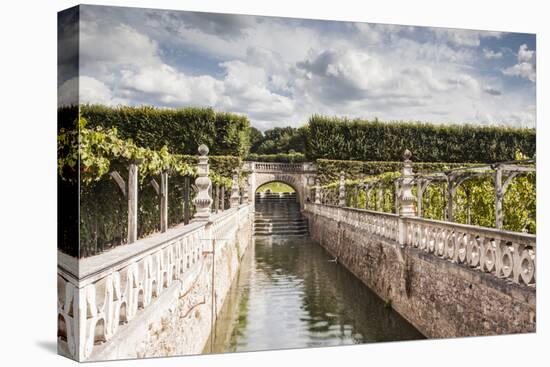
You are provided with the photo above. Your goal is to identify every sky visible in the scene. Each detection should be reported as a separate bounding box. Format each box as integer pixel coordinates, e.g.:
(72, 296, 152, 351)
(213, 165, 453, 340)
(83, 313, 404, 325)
(58, 5, 536, 130)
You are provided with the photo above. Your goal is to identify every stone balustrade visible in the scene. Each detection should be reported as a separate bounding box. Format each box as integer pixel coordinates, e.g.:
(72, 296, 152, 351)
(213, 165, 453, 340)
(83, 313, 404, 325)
(247, 161, 314, 173)
(57, 204, 251, 361)
(404, 216, 536, 286)
(305, 203, 399, 242)
(304, 202, 536, 287)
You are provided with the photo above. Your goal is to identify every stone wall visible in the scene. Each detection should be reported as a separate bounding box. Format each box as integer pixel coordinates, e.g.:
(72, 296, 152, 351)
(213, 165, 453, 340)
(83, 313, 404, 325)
(58, 204, 253, 362)
(305, 205, 536, 338)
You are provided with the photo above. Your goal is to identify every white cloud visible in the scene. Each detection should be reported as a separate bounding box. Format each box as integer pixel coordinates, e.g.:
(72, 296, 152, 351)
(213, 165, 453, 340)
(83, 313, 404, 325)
(483, 48, 503, 59)
(502, 44, 536, 82)
(72, 7, 535, 129)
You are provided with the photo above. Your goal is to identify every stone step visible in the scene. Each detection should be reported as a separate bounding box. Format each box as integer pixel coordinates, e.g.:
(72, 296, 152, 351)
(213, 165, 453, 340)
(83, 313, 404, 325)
(254, 223, 308, 230)
(254, 228, 309, 236)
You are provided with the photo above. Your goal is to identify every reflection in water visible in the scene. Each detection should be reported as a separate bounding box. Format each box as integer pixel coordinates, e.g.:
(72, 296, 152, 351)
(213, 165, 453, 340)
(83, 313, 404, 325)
(204, 236, 424, 354)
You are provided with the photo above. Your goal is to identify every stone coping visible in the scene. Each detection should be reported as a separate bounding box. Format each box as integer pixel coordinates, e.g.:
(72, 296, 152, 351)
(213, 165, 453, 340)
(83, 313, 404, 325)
(305, 202, 535, 242)
(58, 207, 243, 285)
(404, 215, 536, 242)
(305, 202, 399, 217)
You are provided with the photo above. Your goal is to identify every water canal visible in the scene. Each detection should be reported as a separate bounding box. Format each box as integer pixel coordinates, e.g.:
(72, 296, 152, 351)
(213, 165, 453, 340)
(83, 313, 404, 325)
(203, 192, 424, 354)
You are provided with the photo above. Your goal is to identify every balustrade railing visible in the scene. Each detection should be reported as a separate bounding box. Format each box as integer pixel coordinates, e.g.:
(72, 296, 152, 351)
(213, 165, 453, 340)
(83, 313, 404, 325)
(403, 217, 535, 286)
(57, 204, 251, 361)
(306, 150, 536, 287)
(305, 203, 399, 242)
(250, 162, 307, 173)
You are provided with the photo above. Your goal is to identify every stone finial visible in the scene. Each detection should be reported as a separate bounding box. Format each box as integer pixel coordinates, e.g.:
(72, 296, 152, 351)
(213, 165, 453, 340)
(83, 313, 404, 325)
(230, 170, 240, 208)
(314, 178, 321, 204)
(399, 149, 416, 216)
(193, 144, 212, 221)
(338, 171, 346, 207)
(403, 149, 412, 162)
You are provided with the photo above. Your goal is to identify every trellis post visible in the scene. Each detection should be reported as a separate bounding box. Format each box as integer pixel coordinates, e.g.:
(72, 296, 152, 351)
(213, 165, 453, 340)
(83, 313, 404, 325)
(192, 144, 212, 221)
(378, 185, 384, 211)
(230, 170, 240, 208)
(338, 171, 346, 207)
(446, 175, 456, 222)
(416, 180, 423, 217)
(183, 176, 190, 224)
(214, 184, 220, 213)
(398, 150, 416, 247)
(495, 165, 503, 229)
(160, 169, 169, 232)
(127, 162, 139, 244)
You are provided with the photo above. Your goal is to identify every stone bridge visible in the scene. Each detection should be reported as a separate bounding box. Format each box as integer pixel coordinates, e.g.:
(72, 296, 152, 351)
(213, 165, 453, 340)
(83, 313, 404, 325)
(243, 161, 317, 210)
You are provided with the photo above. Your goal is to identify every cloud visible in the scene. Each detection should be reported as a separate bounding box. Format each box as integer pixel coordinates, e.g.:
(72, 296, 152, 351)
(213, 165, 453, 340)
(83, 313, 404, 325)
(71, 6, 535, 129)
(484, 86, 502, 96)
(483, 48, 503, 59)
(433, 29, 501, 47)
(502, 44, 536, 82)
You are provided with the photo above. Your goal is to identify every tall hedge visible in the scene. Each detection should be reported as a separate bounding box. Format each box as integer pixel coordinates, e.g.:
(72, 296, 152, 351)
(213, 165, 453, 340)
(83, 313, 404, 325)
(77, 105, 251, 157)
(303, 115, 536, 163)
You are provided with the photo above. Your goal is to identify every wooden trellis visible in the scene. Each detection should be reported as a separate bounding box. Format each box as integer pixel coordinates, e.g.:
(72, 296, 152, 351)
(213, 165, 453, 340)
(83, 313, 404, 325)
(313, 157, 535, 231)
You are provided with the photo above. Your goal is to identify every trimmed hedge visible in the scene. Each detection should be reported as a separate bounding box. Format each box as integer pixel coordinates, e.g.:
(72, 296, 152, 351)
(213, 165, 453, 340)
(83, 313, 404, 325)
(303, 115, 535, 163)
(77, 105, 251, 157)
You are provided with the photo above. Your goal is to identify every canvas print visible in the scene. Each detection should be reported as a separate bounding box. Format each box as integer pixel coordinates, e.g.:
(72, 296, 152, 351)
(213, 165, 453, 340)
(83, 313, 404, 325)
(57, 4, 536, 362)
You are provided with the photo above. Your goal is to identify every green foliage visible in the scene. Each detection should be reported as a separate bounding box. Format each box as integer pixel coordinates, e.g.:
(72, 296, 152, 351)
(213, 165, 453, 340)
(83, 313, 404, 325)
(303, 115, 535, 163)
(58, 115, 245, 257)
(74, 104, 251, 157)
(315, 159, 471, 185)
(251, 126, 306, 154)
(257, 182, 295, 193)
(246, 152, 307, 163)
(319, 169, 535, 233)
(57, 117, 195, 184)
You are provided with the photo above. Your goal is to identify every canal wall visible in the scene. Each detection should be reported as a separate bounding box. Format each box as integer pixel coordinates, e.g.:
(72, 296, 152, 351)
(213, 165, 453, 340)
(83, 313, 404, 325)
(304, 203, 536, 339)
(57, 204, 253, 361)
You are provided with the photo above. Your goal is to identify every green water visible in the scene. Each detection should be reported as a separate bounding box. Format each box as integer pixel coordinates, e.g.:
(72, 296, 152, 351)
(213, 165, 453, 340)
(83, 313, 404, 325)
(204, 235, 424, 354)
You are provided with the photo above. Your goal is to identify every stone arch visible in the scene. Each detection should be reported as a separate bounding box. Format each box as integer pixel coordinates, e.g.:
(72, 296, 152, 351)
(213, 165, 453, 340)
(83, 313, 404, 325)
(252, 173, 308, 209)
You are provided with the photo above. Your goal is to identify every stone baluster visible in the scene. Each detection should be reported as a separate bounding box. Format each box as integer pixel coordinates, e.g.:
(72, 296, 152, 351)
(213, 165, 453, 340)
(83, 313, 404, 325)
(314, 179, 321, 204)
(192, 144, 212, 221)
(398, 149, 417, 247)
(338, 171, 346, 207)
(230, 170, 240, 208)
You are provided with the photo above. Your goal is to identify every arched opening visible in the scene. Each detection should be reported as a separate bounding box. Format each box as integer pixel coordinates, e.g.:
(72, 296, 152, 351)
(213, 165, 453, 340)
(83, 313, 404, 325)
(256, 182, 295, 194)
(253, 180, 307, 237)
(255, 180, 299, 204)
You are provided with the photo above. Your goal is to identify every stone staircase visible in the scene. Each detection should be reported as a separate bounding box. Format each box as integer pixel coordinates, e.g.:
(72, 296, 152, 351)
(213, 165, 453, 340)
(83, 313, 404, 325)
(254, 192, 308, 236)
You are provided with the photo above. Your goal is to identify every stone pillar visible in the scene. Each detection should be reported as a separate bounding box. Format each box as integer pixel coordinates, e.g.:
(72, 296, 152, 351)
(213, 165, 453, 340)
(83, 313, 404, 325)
(399, 150, 416, 216)
(398, 149, 416, 247)
(314, 179, 321, 204)
(338, 171, 346, 207)
(192, 144, 212, 221)
(230, 170, 240, 208)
